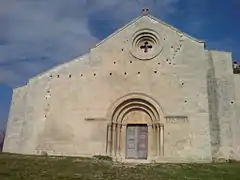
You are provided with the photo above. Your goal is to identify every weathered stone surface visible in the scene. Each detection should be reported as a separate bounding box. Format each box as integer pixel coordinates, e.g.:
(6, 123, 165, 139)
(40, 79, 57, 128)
(3, 14, 240, 163)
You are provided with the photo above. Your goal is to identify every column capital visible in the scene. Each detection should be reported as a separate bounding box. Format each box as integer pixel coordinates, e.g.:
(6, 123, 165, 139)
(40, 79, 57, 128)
(111, 122, 122, 126)
(160, 123, 164, 127)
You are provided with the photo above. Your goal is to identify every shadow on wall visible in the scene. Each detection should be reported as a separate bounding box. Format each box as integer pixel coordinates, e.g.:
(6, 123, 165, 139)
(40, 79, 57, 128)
(0, 131, 5, 152)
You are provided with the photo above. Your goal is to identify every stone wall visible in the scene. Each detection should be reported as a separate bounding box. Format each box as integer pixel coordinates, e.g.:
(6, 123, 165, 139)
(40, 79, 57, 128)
(164, 116, 192, 159)
(207, 52, 220, 159)
(4, 15, 212, 162)
(209, 51, 237, 160)
(233, 75, 240, 159)
(90, 16, 212, 161)
(3, 86, 27, 153)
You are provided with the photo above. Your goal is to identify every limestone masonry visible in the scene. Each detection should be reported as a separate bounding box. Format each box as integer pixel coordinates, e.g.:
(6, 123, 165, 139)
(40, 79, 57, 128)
(3, 13, 240, 163)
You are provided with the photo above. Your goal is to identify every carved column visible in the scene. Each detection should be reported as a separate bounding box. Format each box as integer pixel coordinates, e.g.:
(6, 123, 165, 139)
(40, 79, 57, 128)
(115, 123, 120, 157)
(113, 123, 118, 157)
(111, 123, 116, 156)
(156, 124, 160, 156)
(148, 124, 153, 158)
(152, 124, 158, 157)
(106, 124, 109, 154)
(152, 124, 157, 156)
(107, 123, 112, 155)
(121, 125, 127, 158)
(160, 123, 164, 156)
(118, 124, 122, 157)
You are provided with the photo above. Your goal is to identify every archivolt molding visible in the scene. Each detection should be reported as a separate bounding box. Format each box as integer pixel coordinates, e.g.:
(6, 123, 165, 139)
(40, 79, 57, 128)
(106, 93, 165, 125)
(117, 106, 155, 124)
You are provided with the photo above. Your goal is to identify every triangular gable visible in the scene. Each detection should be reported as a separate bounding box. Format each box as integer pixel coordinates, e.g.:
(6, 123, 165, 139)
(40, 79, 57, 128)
(95, 14, 204, 48)
(27, 14, 206, 85)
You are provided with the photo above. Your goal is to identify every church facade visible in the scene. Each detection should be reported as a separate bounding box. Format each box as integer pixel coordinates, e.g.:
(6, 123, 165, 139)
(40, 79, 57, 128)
(3, 13, 240, 163)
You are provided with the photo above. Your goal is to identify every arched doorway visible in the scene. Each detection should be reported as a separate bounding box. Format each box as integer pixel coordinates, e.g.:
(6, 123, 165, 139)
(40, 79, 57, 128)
(106, 93, 165, 160)
(125, 110, 150, 159)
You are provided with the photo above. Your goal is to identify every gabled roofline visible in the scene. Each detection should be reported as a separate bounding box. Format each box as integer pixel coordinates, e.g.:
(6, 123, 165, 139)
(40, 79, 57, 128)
(147, 15, 205, 43)
(95, 15, 143, 48)
(94, 14, 205, 48)
(26, 14, 206, 86)
(28, 53, 89, 83)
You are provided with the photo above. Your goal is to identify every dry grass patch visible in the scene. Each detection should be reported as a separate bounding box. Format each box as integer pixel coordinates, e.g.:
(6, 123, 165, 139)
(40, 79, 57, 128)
(0, 153, 240, 180)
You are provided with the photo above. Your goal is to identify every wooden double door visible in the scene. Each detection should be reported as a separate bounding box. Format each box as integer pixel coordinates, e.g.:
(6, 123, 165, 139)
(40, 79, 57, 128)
(126, 124, 148, 159)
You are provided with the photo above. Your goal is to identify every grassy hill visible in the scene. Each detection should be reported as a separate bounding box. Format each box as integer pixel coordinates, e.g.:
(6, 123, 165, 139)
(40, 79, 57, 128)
(0, 153, 240, 180)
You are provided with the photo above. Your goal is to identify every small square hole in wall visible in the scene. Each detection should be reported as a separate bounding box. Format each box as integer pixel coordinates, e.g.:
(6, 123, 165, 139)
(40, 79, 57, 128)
(154, 70, 157, 74)
(231, 101, 234, 104)
(49, 75, 53, 78)
(124, 72, 127, 75)
(113, 61, 116, 64)
(130, 61, 133, 63)
(57, 75, 60, 78)
(138, 72, 140, 75)
(93, 73, 96, 77)
(109, 73, 112, 76)
(80, 74, 83, 77)
(158, 62, 161, 65)
(69, 74, 72, 78)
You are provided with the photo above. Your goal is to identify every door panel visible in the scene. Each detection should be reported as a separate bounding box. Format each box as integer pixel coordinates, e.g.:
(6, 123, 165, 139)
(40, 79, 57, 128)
(137, 125, 148, 159)
(126, 126, 138, 159)
(126, 125, 148, 159)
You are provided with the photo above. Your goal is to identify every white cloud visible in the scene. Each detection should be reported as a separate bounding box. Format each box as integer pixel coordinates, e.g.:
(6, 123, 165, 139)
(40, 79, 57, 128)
(0, 0, 179, 87)
(0, 0, 97, 87)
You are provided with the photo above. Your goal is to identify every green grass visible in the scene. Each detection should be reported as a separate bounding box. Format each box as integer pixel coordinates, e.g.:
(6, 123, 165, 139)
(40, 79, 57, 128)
(0, 153, 240, 180)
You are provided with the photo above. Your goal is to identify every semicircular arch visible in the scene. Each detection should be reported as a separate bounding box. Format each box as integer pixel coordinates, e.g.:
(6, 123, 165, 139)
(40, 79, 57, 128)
(117, 106, 156, 124)
(106, 93, 165, 124)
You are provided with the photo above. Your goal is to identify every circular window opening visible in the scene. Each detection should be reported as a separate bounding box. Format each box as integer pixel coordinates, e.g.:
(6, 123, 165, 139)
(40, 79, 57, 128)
(129, 29, 163, 60)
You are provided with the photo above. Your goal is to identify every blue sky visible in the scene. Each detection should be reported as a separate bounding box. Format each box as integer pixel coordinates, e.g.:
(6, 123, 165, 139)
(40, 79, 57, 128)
(0, 0, 239, 130)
